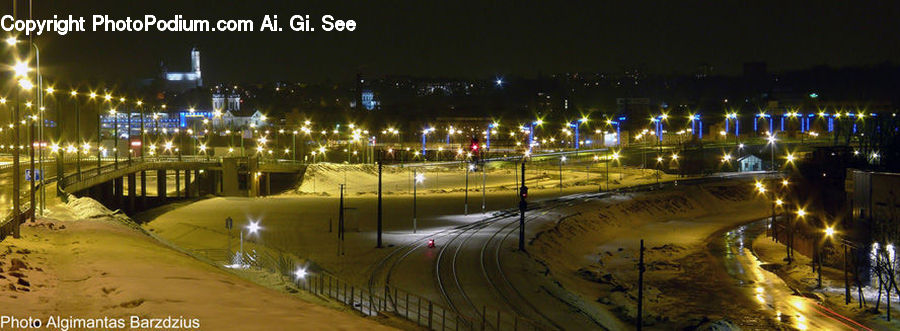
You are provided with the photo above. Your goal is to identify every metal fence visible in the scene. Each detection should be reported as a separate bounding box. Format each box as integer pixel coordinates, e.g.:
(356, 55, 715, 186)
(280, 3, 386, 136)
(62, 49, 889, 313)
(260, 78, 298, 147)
(293, 270, 544, 330)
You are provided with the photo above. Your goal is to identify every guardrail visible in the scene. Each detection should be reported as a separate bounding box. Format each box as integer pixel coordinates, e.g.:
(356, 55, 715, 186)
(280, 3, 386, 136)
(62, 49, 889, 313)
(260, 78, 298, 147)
(57, 157, 222, 190)
(188, 245, 512, 331)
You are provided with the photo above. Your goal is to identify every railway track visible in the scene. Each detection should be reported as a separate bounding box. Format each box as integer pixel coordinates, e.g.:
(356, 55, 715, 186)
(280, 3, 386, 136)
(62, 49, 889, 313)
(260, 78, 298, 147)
(366, 172, 777, 329)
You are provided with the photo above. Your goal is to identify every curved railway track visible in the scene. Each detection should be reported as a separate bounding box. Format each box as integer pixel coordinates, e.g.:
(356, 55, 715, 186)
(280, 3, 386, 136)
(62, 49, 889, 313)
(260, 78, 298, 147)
(366, 172, 775, 329)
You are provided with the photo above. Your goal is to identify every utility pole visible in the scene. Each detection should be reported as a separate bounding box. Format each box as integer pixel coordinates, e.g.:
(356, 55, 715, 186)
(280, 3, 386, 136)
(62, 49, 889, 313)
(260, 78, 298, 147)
(29, 112, 35, 222)
(605, 148, 610, 191)
(377, 155, 383, 248)
(637, 239, 645, 330)
(339, 184, 345, 256)
(12, 84, 21, 237)
(518, 162, 527, 251)
(74, 94, 81, 180)
(481, 159, 486, 214)
(96, 101, 101, 175)
(844, 244, 850, 305)
(464, 162, 469, 215)
(558, 157, 563, 196)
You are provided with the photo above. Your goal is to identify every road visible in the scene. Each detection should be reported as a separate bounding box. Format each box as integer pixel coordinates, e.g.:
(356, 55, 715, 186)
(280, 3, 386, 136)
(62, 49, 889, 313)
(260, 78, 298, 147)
(717, 220, 871, 330)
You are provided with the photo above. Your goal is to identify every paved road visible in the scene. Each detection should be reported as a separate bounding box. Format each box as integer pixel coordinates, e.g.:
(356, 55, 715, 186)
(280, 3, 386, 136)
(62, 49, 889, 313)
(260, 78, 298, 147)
(718, 220, 871, 330)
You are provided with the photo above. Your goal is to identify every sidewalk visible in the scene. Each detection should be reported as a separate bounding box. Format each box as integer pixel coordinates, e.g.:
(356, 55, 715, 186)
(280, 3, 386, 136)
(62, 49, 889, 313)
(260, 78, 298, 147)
(752, 233, 900, 330)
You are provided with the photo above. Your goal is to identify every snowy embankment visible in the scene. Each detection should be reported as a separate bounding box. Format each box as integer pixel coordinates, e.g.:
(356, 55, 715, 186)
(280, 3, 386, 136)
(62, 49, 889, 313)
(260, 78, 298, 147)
(0, 195, 397, 330)
(527, 181, 770, 328)
(294, 162, 676, 197)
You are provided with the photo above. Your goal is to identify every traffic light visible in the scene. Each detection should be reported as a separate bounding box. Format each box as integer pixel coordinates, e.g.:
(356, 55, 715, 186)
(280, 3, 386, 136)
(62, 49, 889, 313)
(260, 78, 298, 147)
(469, 137, 480, 152)
(520, 185, 528, 198)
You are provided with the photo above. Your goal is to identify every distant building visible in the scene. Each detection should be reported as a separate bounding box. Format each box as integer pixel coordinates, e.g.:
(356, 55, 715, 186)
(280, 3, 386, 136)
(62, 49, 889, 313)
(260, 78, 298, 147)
(212, 89, 241, 113)
(160, 47, 203, 93)
(361, 89, 379, 110)
(845, 170, 900, 285)
(737, 154, 763, 172)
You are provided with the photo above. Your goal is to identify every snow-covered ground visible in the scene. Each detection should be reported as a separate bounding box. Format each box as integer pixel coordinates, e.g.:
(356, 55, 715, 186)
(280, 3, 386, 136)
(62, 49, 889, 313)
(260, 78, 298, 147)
(141, 162, 677, 287)
(0, 193, 398, 330)
(142, 161, 851, 330)
(525, 180, 778, 328)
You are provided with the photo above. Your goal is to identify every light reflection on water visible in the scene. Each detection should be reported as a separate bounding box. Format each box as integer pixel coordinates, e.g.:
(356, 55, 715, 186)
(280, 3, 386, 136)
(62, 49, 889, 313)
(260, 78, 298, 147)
(717, 220, 855, 330)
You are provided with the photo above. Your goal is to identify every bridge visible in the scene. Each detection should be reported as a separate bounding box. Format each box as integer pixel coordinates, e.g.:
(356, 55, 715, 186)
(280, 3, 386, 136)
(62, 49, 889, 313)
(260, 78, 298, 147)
(56, 156, 307, 213)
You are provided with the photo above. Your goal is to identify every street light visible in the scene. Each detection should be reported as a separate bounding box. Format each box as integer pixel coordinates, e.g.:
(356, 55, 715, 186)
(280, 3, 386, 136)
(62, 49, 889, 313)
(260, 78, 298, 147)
(237, 219, 262, 266)
(786, 152, 796, 164)
(294, 267, 308, 280)
(612, 151, 621, 181)
(109, 108, 118, 168)
(767, 134, 777, 171)
(413, 171, 424, 233)
(559, 155, 566, 196)
(465, 162, 475, 215)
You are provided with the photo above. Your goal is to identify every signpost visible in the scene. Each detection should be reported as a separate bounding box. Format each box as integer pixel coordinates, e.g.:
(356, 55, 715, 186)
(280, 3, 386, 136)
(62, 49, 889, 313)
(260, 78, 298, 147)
(225, 216, 233, 255)
(518, 162, 527, 251)
(25, 169, 42, 181)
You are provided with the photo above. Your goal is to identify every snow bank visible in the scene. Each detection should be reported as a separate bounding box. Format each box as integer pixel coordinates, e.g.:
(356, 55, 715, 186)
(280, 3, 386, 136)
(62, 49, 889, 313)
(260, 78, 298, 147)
(293, 162, 679, 197)
(528, 181, 769, 327)
(65, 195, 124, 220)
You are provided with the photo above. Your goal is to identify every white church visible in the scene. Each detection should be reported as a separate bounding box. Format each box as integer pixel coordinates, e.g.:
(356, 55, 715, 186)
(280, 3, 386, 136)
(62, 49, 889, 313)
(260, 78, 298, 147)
(161, 47, 203, 92)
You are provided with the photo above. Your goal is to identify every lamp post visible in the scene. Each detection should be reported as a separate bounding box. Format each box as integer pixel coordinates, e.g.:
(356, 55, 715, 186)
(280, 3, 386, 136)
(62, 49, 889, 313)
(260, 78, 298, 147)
(110, 108, 118, 169)
(292, 130, 298, 161)
(559, 155, 566, 196)
(819, 226, 836, 289)
(14, 77, 32, 230)
(614, 151, 622, 181)
(787, 207, 806, 265)
(413, 170, 424, 233)
(655, 155, 663, 187)
(465, 162, 474, 215)
(28, 103, 36, 222)
(138, 101, 145, 161)
(605, 148, 610, 191)
(767, 134, 777, 171)
(17, 39, 45, 215)
(70, 90, 82, 179)
(46, 87, 61, 197)
(239, 219, 262, 266)
(98, 94, 111, 174)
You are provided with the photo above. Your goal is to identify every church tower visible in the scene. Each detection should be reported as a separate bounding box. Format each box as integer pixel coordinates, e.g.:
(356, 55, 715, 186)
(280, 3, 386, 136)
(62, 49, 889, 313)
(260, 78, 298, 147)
(191, 47, 202, 86)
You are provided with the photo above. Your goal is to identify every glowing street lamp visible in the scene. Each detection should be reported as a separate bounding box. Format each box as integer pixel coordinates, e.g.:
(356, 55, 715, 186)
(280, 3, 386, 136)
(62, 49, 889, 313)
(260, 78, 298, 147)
(786, 153, 796, 164)
(237, 219, 262, 265)
(412, 170, 425, 233)
(294, 267, 308, 280)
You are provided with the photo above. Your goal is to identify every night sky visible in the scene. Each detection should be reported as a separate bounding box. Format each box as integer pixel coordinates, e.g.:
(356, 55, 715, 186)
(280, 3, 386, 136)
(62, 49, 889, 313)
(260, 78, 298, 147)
(6, 1, 900, 84)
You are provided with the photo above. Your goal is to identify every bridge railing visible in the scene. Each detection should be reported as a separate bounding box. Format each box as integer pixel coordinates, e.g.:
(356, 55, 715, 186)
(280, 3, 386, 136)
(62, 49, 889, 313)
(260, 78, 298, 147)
(57, 157, 222, 190)
(0, 180, 44, 241)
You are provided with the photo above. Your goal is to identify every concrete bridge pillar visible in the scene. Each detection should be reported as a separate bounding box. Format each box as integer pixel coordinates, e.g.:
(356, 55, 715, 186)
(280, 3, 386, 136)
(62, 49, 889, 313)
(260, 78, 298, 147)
(157, 169, 167, 200)
(249, 157, 259, 197)
(127, 174, 136, 212)
(265, 173, 271, 196)
(114, 177, 124, 209)
(184, 170, 191, 198)
(194, 169, 201, 196)
(175, 170, 181, 198)
(140, 171, 147, 208)
(222, 158, 240, 196)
